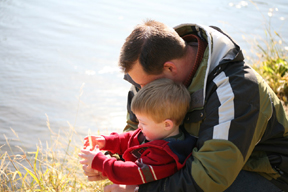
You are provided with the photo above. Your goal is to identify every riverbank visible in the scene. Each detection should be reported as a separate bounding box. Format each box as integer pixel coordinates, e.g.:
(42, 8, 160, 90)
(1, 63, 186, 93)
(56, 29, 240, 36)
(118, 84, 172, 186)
(0, 118, 112, 191)
(1, 86, 287, 192)
(1, 27, 288, 192)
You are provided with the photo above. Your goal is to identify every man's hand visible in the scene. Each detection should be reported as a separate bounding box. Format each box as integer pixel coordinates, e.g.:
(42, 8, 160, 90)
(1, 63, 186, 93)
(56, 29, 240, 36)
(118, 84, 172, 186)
(104, 184, 138, 192)
(83, 135, 106, 150)
(82, 164, 108, 181)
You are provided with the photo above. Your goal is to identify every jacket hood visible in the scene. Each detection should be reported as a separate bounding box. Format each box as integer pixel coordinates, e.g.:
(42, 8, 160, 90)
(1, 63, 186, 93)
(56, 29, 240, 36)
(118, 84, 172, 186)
(174, 23, 244, 73)
(174, 23, 244, 106)
(124, 23, 244, 107)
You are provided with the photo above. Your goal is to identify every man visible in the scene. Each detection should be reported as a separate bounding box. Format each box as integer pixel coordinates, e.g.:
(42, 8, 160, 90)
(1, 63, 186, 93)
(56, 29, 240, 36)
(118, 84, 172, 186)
(83, 20, 288, 192)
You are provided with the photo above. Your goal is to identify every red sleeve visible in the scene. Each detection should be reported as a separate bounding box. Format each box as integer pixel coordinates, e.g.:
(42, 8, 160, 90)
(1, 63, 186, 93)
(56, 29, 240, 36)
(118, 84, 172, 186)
(102, 130, 138, 155)
(92, 147, 177, 185)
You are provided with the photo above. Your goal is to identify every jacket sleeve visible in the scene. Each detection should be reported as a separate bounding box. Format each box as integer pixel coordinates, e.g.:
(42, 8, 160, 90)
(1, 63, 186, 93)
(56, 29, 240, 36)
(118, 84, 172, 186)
(140, 63, 267, 192)
(102, 131, 136, 155)
(91, 147, 178, 185)
(139, 157, 203, 192)
(189, 66, 260, 191)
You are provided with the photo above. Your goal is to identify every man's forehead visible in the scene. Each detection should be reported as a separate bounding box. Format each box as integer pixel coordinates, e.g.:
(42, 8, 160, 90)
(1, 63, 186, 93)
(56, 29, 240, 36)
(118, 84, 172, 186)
(127, 73, 147, 86)
(126, 61, 165, 87)
(124, 74, 140, 88)
(128, 73, 162, 88)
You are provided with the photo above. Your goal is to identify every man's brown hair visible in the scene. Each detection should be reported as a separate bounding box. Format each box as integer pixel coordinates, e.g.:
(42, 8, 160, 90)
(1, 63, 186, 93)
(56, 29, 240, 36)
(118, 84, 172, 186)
(119, 20, 187, 75)
(131, 78, 190, 126)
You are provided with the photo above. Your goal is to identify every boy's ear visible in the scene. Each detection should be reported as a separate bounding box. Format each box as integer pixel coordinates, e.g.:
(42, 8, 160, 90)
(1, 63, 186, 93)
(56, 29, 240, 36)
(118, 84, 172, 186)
(164, 119, 174, 130)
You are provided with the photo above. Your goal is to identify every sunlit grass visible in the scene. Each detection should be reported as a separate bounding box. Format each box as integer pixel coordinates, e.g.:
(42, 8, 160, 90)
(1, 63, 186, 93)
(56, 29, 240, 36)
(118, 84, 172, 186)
(245, 1, 288, 105)
(0, 116, 112, 192)
(0, 83, 113, 192)
(250, 27, 288, 104)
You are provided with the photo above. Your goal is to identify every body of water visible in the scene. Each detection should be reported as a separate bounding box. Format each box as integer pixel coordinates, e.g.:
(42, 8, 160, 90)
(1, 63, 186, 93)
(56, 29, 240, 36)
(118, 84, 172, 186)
(0, 0, 287, 152)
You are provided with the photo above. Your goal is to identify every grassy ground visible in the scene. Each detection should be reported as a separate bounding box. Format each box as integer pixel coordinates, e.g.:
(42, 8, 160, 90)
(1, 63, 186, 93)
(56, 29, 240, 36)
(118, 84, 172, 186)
(0, 115, 112, 192)
(249, 24, 288, 105)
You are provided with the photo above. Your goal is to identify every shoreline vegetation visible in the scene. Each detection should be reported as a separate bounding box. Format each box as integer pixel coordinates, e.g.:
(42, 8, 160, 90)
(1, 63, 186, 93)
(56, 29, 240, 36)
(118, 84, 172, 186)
(0, 114, 113, 191)
(250, 27, 288, 106)
(1, 28, 288, 191)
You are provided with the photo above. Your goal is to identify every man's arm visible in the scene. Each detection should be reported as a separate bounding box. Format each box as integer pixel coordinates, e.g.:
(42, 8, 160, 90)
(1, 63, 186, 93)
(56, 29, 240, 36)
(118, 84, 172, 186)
(139, 157, 202, 192)
(139, 63, 265, 191)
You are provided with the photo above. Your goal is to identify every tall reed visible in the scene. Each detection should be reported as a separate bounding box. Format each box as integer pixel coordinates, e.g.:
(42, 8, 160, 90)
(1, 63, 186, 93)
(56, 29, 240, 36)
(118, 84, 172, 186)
(0, 119, 112, 192)
(252, 26, 288, 104)
(0, 83, 112, 191)
(248, 1, 288, 104)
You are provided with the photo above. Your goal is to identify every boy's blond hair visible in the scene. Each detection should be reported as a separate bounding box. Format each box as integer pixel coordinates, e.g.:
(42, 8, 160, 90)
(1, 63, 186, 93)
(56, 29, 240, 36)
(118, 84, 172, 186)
(131, 78, 190, 126)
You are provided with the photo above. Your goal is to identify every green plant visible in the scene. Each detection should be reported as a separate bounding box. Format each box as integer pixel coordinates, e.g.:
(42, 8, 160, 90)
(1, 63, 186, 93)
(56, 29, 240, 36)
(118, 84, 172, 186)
(252, 29, 288, 104)
(245, 1, 288, 104)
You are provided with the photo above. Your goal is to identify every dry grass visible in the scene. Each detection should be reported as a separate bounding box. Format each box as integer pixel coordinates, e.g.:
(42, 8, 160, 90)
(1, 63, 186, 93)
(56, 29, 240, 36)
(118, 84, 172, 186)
(0, 115, 112, 192)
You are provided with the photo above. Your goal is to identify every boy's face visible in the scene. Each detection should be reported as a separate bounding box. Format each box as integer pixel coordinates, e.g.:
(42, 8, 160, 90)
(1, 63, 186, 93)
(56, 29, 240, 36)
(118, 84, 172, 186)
(135, 113, 167, 141)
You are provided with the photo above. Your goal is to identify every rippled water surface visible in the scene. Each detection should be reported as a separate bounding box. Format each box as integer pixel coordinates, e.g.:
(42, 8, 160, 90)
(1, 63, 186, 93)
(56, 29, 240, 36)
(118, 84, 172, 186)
(0, 0, 287, 151)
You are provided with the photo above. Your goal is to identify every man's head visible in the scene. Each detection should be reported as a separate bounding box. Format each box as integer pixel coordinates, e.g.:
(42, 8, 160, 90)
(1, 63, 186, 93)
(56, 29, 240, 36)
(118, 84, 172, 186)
(131, 78, 190, 129)
(119, 20, 187, 76)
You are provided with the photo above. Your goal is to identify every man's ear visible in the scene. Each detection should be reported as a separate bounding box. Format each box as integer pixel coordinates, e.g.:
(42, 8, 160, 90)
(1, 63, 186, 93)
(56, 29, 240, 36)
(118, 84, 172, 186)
(163, 62, 177, 75)
(164, 119, 174, 131)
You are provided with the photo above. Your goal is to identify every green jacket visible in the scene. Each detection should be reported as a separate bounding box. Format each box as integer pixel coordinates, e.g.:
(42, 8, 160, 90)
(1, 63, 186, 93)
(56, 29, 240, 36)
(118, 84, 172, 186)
(123, 24, 288, 192)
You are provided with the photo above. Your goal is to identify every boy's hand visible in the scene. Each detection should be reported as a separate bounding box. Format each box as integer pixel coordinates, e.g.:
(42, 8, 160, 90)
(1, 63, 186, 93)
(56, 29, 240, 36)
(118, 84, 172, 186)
(82, 164, 108, 181)
(79, 145, 102, 168)
(83, 135, 106, 150)
(104, 184, 138, 192)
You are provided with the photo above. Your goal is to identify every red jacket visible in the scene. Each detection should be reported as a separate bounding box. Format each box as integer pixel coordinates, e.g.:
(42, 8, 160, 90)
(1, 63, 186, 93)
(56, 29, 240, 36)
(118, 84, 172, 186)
(91, 128, 197, 185)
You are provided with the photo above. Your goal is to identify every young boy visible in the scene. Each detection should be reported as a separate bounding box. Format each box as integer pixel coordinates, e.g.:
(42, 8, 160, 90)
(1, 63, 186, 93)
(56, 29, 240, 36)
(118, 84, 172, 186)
(79, 78, 197, 186)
